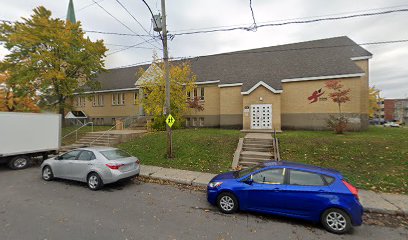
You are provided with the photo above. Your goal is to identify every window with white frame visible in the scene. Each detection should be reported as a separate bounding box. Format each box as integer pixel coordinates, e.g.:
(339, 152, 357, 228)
(192, 117, 197, 127)
(193, 88, 198, 100)
(187, 91, 191, 101)
(76, 96, 85, 107)
(200, 87, 205, 100)
(199, 117, 204, 126)
(112, 93, 125, 105)
(185, 117, 190, 127)
(92, 94, 104, 107)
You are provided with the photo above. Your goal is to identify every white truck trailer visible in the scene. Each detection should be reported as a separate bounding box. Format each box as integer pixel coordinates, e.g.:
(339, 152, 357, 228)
(0, 112, 61, 169)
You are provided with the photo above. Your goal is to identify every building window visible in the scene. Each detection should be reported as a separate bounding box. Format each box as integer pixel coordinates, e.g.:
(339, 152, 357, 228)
(112, 93, 125, 106)
(75, 96, 85, 107)
(112, 118, 116, 125)
(199, 117, 204, 127)
(200, 87, 205, 100)
(134, 92, 138, 105)
(92, 94, 104, 107)
(186, 118, 190, 127)
(193, 88, 198, 100)
(187, 91, 191, 101)
(192, 117, 197, 127)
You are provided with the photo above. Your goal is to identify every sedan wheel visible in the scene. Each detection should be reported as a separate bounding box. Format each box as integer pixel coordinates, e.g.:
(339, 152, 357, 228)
(322, 208, 351, 234)
(217, 192, 238, 214)
(87, 173, 103, 191)
(42, 166, 54, 181)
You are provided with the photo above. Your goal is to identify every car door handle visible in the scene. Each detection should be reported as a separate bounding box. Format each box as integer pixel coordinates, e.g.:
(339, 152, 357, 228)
(318, 189, 326, 192)
(272, 188, 281, 191)
(87, 163, 93, 166)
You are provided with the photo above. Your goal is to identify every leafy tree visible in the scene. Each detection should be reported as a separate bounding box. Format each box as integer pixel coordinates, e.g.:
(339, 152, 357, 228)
(325, 80, 351, 134)
(368, 86, 381, 119)
(0, 7, 107, 123)
(138, 59, 197, 130)
(0, 71, 40, 112)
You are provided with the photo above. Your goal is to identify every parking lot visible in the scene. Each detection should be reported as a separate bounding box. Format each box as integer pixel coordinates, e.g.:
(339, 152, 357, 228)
(0, 166, 407, 240)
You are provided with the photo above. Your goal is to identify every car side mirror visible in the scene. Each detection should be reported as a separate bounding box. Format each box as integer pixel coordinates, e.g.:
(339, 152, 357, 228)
(56, 156, 62, 160)
(244, 175, 254, 185)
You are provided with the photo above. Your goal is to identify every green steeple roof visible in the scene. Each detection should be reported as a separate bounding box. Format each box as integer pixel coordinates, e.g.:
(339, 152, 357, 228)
(66, 0, 76, 23)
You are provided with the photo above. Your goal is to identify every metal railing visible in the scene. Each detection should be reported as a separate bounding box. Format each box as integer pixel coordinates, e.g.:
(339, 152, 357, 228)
(61, 122, 94, 144)
(88, 115, 140, 147)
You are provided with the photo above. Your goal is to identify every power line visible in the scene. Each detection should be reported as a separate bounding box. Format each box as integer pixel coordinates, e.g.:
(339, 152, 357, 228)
(78, 0, 105, 12)
(248, 0, 257, 31)
(114, 0, 161, 49)
(106, 39, 158, 56)
(0, 18, 152, 38)
(107, 39, 408, 69)
(171, 4, 408, 33)
(115, 0, 154, 38)
(171, 8, 408, 36)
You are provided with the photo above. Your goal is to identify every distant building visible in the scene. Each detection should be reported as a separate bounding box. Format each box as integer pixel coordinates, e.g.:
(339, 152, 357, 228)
(384, 99, 408, 124)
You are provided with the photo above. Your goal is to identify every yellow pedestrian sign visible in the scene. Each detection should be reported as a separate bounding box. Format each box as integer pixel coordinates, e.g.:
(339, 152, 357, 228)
(166, 114, 175, 128)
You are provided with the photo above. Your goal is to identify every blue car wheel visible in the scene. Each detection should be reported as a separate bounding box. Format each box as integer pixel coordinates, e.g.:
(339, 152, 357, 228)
(321, 208, 352, 234)
(217, 192, 238, 214)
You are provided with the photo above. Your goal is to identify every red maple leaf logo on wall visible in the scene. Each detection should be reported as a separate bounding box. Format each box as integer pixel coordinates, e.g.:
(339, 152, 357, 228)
(307, 88, 325, 103)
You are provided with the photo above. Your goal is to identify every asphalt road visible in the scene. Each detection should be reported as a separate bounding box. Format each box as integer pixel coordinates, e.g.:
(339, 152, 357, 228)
(0, 166, 407, 240)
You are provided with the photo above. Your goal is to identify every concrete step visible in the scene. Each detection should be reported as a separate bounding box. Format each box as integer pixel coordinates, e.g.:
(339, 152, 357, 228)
(241, 151, 273, 157)
(239, 156, 273, 162)
(239, 161, 259, 167)
(79, 136, 120, 141)
(244, 140, 273, 145)
(243, 143, 273, 148)
(242, 146, 271, 152)
(77, 140, 120, 145)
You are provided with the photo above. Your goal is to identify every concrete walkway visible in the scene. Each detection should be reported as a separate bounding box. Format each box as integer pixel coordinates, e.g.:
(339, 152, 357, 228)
(140, 164, 408, 215)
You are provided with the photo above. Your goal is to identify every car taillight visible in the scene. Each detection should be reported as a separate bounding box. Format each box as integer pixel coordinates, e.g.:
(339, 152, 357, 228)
(105, 163, 124, 170)
(135, 159, 140, 164)
(342, 180, 359, 199)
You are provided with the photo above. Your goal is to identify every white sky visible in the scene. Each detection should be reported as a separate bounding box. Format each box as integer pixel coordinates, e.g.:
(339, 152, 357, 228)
(0, 0, 407, 98)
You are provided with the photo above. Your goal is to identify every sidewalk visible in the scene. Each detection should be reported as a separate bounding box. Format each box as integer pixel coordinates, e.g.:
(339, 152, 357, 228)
(139, 164, 408, 215)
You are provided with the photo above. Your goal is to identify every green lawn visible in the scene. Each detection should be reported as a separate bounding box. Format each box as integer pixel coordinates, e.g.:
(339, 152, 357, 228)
(62, 125, 111, 145)
(118, 128, 244, 173)
(118, 127, 408, 194)
(279, 127, 408, 194)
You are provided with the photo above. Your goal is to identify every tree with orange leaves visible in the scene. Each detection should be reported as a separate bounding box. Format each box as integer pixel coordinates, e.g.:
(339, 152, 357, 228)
(325, 80, 351, 134)
(0, 72, 40, 112)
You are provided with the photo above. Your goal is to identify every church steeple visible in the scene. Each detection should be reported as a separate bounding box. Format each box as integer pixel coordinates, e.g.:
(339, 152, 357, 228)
(66, 0, 76, 23)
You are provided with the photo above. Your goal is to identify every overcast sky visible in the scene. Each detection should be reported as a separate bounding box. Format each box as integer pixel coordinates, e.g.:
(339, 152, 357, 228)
(1, 0, 407, 98)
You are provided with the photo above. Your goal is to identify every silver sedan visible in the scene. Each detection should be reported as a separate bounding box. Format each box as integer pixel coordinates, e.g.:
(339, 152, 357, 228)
(41, 147, 140, 190)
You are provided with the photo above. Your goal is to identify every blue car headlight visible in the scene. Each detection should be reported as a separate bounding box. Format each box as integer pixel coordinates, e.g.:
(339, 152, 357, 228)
(208, 182, 223, 188)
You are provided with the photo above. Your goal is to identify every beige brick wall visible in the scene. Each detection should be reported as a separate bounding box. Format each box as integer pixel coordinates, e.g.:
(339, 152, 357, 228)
(219, 86, 243, 115)
(242, 86, 281, 130)
(354, 60, 369, 114)
(281, 77, 365, 114)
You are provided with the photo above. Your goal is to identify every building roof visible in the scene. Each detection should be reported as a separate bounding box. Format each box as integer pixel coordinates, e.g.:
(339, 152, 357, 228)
(94, 36, 372, 92)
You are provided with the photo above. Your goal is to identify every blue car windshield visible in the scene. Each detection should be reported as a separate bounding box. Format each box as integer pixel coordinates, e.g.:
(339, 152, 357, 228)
(234, 165, 264, 178)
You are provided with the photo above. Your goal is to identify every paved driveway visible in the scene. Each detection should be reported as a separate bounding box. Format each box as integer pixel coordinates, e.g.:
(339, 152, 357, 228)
(0, 166, 407, 240)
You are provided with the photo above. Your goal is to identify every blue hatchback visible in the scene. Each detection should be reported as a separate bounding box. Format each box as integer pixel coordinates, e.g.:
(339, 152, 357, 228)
(207, 161, 363, 234)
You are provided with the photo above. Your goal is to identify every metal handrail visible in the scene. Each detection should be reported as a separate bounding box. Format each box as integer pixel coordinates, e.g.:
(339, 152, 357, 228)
(88, 116, 138, 147)
(61, 122, 94, 143)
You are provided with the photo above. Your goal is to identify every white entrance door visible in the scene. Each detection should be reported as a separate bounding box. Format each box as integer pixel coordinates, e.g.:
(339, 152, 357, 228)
(250, 104, 272, 129)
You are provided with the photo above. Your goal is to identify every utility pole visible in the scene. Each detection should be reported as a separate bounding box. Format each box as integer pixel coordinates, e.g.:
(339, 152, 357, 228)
(161, 0, 173, 158)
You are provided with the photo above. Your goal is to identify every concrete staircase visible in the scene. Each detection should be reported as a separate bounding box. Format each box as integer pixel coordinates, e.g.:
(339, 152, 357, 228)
(60, 130, 146, 153)
(232, 133, 279, 169)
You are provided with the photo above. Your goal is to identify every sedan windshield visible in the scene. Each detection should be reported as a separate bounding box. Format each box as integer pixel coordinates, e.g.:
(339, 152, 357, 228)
(100, 149, 131, 160)
(234, 164, 264, 178)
